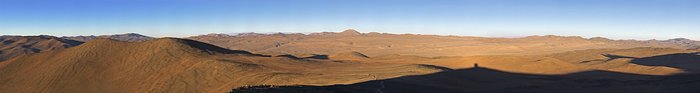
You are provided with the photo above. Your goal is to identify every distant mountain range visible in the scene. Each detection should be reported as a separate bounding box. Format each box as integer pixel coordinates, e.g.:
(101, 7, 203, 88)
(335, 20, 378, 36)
(1, 30, 698, 62)
(61, 33, 153, 42)
(0, 35, 82, 61)
(189, 29, 700, 57)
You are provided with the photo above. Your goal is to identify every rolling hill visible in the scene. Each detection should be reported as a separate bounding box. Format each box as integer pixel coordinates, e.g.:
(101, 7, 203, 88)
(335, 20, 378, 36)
(2, 32, 700, 93)
(0, 38, 445, 93)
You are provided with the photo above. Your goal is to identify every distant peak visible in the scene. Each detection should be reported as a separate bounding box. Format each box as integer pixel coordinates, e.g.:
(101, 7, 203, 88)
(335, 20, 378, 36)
(589, 37, 612, 41)
(667, 38, 693, 41)
(339, 29, 362, 35)
(113, 33, 148, 37)
(343, 29, 358, 32)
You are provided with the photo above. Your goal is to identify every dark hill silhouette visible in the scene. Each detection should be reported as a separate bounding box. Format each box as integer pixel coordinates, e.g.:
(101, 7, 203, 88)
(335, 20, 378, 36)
(231, 67, 700, 93)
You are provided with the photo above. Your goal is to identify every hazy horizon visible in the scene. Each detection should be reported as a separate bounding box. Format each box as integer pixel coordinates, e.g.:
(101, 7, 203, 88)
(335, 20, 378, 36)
(3, 30, 698, 41)
(1, 0, 699, 40)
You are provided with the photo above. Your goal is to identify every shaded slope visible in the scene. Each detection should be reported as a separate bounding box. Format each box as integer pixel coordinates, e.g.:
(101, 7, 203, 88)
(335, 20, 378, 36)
(232, 67, 700, 93)
(631, 52, 700, 73)
(363, 47, 697, 75)
(544, 47, 697, 75)
(0, 35, 82, 61)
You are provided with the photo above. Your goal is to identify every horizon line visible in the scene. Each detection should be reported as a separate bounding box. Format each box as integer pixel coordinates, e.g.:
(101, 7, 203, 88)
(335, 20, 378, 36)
(3, 30, 698, 41)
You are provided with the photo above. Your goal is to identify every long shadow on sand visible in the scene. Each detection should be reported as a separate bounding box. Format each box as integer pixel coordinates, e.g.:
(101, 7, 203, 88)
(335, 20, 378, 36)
(601, 53, 638, 61)
(230, 66, 700, 93)
(630, 52, 700, 73)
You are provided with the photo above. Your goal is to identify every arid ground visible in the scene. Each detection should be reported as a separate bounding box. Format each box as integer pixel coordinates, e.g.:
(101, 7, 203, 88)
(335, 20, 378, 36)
(1, 30, 700, 93)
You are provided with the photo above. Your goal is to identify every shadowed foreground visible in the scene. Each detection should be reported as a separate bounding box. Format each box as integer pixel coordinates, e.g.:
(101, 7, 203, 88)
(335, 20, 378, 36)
(231, 67, 700, 93)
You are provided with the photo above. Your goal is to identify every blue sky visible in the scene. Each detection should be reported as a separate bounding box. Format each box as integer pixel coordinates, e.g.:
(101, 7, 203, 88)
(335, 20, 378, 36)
(0, 0, 699, 40)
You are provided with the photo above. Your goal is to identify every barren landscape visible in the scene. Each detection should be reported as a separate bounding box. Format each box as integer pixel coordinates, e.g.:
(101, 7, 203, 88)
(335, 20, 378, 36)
(2, 0, 699, 93)
(2, 30, 700, 93)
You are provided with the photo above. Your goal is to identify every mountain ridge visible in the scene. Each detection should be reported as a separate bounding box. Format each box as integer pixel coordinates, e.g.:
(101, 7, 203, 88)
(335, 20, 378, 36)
(0, 35, 83, 61)
(188, 30, 700, 57)
(61, 33, 153, 42)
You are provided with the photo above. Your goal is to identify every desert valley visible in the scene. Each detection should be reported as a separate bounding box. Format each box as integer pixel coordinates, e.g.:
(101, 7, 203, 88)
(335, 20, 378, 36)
(1, 29, 699, 93)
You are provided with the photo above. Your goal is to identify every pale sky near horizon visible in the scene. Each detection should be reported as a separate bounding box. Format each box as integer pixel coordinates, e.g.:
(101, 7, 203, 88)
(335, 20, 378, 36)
(0, 0, 699, 40)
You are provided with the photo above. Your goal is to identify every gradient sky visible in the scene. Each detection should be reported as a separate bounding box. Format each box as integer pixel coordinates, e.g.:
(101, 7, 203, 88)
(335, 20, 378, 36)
(1, 0, 699, 40)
